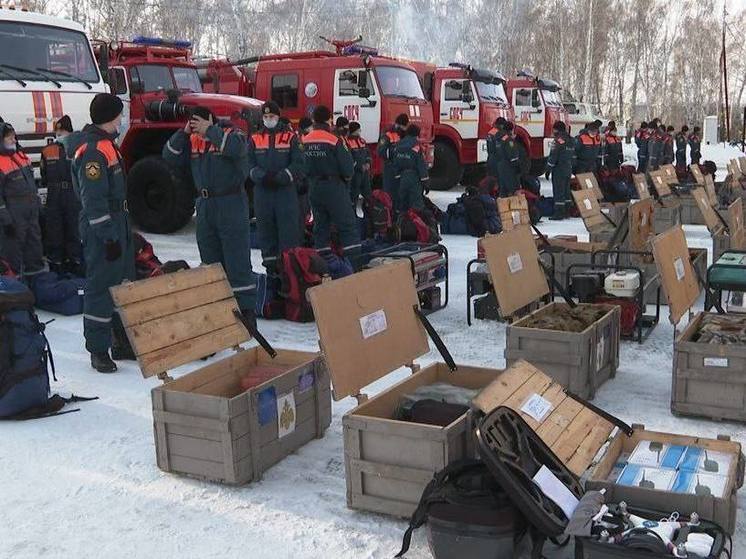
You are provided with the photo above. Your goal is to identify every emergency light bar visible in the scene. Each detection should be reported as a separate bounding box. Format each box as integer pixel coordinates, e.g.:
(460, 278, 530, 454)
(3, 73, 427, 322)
(341, 44, 379, 56)
(132, 36, 192, 49)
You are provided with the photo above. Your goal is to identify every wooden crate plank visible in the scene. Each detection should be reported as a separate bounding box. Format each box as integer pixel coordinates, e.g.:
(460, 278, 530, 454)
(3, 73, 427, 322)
(167, 433, 223, 462)
(140, 324, 248, 377)
(472, 362, 537, 413)
(552, 408, 599, 462)
(130, 299, 241, 356)
(500, 374, 553, 426)
(111, 264, 226, 306)
(566, 417, 614, 475)
(536, 396, 584, 447)
(119, 280, 233, 327)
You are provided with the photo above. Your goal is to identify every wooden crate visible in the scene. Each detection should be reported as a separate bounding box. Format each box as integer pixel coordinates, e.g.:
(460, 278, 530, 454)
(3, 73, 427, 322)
(679, 191, 707, 225)
(587, 423, 744, 533)
(653, 203, 681, 234)
(307, 261, 503, 517)
(505, 302, 621, 399)
(111, 264, 330, 485)
(473, 360, 745, 534)
(672, 312, 746, 424)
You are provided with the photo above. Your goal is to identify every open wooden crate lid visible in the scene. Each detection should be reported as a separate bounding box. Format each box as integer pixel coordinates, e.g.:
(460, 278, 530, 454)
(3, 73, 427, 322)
(482, 227, 550, 317)
(651, 226, 700, 325)
(628, 198, 654, 254)
(575, 172, 603, 200)
(110, 264, 250, 378)
(692, 187, 723, 235)
(730, 159, 743, 179)
(307, 260, 429, 401)
(497, 193, 530, 232)
(633, 173, 650, 200)
(572, 189, 614, 233)
(704, 174, 718, 206)
(473, 360, 621, 477)
(689, 164, 705, 185)
(650, 170, 673, 198)
(729, 198, 745, 250)
(661, 164, 679, 186)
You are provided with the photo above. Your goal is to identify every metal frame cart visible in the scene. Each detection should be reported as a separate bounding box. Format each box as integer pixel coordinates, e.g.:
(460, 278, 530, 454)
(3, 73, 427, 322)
(567, 253, 661, 343)
(705, 250, 746, 313)
(367, 242, 449, 314)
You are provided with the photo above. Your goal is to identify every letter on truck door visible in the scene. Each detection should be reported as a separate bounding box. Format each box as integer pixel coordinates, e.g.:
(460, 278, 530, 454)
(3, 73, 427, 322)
(333, 69, 381, 144)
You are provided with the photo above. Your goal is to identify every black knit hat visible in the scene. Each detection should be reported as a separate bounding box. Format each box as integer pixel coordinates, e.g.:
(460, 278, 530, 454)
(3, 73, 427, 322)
(90, 93, 124, 125)
(261, 101, 281, 116)
(682, 125, 689, 132)
(394, 113, 409, 127)
(607, 120, 616, 130)
(299, 117, 313, 130)
(312, 105, 332, 124)
(192, 106, 214, 121)
(349, 121, 361, 133)
(335, 116, 349, 128)
(494, 117, 508, 128)
(553, 121, 566, 133)
(55, 115, 73, 133)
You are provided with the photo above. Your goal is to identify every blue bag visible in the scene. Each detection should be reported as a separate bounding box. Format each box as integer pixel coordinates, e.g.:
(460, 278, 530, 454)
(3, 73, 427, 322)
(29, 271, 85, 316)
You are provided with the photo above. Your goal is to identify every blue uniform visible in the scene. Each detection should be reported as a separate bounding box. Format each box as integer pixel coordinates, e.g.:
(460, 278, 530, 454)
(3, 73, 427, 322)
(574, 130, 601, 174)
(72, 124, 134, 353)
(688, 133, 701, 165)
(40, 139, 82, 272)
(378, 128, 402, 210)
(304, 124, 359, 253)
(675, 132, 688, 168)
(547, 131, 574, 215)
(392, 135, 428, 212)
(247, 124, 305, 269)
(163, 123, 255, 311)
(486, 128, 520, 196)
(347, 134, 372, 207)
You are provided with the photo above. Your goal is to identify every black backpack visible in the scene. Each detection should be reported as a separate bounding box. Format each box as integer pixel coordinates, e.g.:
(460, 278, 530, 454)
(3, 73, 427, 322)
(396, 459, 522, 557)
(462, 189, 487, 237)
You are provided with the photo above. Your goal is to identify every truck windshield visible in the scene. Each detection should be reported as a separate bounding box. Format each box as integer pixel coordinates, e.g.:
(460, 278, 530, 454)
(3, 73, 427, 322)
(475, 81, 508, 104)
(0, 21, 99, 82)
(376, 66, 425, 100)
(541, 89, 563, 107)
(131, 64, 202, 93)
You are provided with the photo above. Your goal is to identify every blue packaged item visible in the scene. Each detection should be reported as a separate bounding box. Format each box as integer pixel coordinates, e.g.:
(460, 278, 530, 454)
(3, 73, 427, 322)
(679, 446, 704, 472)
(660, 445, 687, 469)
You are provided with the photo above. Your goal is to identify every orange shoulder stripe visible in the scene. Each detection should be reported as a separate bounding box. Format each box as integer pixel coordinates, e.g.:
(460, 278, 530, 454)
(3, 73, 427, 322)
(304, 129, 339, 146)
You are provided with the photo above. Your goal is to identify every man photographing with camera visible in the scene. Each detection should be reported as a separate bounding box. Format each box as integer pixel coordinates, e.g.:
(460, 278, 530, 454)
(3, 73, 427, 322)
(163, 107, 257, 326)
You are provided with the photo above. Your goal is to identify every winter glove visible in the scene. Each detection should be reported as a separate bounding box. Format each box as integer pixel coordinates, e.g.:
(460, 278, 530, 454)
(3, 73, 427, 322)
(275, 169, 293, 186)
(262, 173, 277, 188)
(2, 223, 16, 238)
(545, 170, 551, 180)
(105, 239, 122, 262)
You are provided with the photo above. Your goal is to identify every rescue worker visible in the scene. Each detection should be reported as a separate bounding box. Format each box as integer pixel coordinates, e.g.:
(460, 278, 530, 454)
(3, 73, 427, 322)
(0, 122, 45, 280)
(486, 117, 520, 197)
(162, 106, 256, 323)
(296, 117, 313, 241)
(647, 123, 665, 171)
(298, 117, 313, 137)
(603, 121, 623, 170)
(304, 105, 359, 254)
(635, 121, 649, 173)
(574, 121, 602, 174)
(675, 126, 689, 168)
(72, 93, 134, 373)
(662, 125, 675, 165)
(546, 121, 574, 220)
(335, 116, 350, 139)
(40, 115, 82, 275)
(347, 121, 372, 210)
(246, 101, 305, 277)
(689, 126, 702, 166)
(378, 113, 408, 211)
(393, 124, 428, 212)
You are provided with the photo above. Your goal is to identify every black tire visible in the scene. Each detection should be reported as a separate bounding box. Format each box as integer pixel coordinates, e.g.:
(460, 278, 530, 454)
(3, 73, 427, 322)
(529, 157, 547, 176)
(429, 140, 463, 191)
(126, 155, 195, 234)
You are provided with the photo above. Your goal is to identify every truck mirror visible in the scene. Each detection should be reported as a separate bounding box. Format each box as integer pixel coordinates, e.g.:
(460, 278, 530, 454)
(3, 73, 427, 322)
(98, 44, 110, 83)
(358, 87, 371, 99)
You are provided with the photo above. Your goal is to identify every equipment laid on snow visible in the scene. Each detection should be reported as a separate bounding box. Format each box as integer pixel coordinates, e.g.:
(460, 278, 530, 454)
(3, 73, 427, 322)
(28, 271, 85, 316)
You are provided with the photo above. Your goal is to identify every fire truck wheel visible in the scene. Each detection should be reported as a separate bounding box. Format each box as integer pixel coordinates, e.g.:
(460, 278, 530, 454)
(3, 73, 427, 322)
(429, 140, 463, 191)
(127, 156, 195, 234)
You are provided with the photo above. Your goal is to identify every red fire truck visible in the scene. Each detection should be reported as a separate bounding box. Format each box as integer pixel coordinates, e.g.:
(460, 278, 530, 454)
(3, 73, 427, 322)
(404, 62, 515, 190)
(94, 36, 263, 233)
(505, 71, 570, 174)
(200, 38, 435, 178)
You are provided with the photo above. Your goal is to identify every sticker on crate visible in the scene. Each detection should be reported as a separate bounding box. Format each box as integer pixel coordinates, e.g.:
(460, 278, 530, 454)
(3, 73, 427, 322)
(520, 393, 553, 422)
(674, 257, 685, 281)
(595, 334, 606, 373)
(360, 309, 387, 339)
(703, 357, 729, 368)
(584, 199, 592, 210)
(297, 370, 315, 393)
(512, 210, 521, 225)
(507, 252, 523, 274)
(258, 386, 278, 426)
(277, 392, 296, 438)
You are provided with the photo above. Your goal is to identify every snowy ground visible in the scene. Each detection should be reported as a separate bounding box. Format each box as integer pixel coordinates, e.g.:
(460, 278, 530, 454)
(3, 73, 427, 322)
(3, 143, 746, 559)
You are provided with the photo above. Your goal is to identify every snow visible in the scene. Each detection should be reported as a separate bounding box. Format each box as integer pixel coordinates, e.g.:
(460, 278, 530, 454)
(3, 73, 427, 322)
(3, 142, 746, 559)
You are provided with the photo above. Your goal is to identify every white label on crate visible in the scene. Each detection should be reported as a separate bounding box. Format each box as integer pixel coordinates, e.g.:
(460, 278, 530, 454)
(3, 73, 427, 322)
(674, 257, 685, 281)
(584, 199, 593, 210)
(512, 210, 521, 225)
(641, 212, 648, 226)
(507, 252, 523, 274)
(596, 336, 606, 372)
(521, 393, 553, 422)
(277, 392, 296, 438)
(360, 309, 387, 339)
(704, 357, 729, 368)
(585, 178, 594, 190)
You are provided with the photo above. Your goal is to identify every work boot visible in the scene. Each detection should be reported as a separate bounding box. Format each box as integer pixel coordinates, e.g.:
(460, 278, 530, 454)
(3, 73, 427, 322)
(550, 203, 566, 221)
(91, 351, 117, 373)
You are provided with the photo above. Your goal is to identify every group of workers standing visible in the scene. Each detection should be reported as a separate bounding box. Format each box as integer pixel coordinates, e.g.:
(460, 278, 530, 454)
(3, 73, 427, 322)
(634, 119, 702, 173)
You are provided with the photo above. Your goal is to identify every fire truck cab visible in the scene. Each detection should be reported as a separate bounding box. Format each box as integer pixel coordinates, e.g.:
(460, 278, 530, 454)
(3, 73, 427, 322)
(408, 62, 515, 190)
(201, 39, 434, 179)
(506, 72, 570, 174)
(96, 36, 263, 233)
(0, 8, 108, 181)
